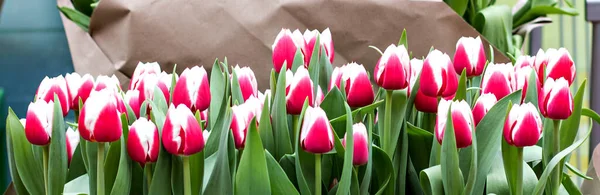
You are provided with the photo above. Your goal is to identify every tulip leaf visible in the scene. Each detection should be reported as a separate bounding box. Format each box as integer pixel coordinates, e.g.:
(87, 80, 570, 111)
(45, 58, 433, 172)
(407, 122, 433, 174)
(104, 138, 121, 193)
(523, 145, 543, 163)
(278, 154, 299, 188)
(152, 86, 168, 114)
(149, 106, 172, 195)
(86, 142, 98, 195)
(406, 73, 421, 119)
(565, 162, 592, 180)
(130, 164, 144, 195)
(470, 90, 521, 195)
(9, 107, 45, 194)
(110, 114, 132, 195)
(562, 174, 583, 195)
(377, 90, 408, 156)
(235, 118, 271, 195)
(264, 151, 299, 195)
(513, 5, 578, 29)
(420, 165, 444, 195)
(190, 151, 204, 195)
(454, 70, 468, 101)
(368, 145, 393, 194)
(523, 70, 539, 106)
(474, 5, 513, 55)
(336, 103, 354, 195)
(204, 74, 231, 157)
(444, 0, 468, 16)
(57, 7, 90, 32)
(359, 114, 375, 195)
(560, 80, 586, 158)
(318, 46, 333, 95)
(209, 58, 227, 129)
(230, 70, 245, 105)
(63, 174, 90, 194)
(258, 95, 275, 156)
(124, 102, 137, 125)
(203, 109, 234, 194)
(328, 100, 384, 124)
(5, 108, 34, 194)
(293, 100, 314, 195)
(391, 119, 409, 195)
(532, 119, 593, 195)
(66, 144, 87, 182)
(308, 36, 321, 100)
(486, 156, 538, 195)
(501, 137, 521, 195)
(398, 29, 408, 48)
(271, 65, 293, 160)
(321, 87, 347, 137)
(440, 104, 464, 194)
(171, 156, 184, 195)
(48, 96, 68, 195)
(291, 48, 304, 73)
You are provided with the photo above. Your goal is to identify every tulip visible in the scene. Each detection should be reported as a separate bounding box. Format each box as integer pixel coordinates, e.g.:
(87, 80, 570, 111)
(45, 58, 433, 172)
(78, 89, 124, 142)
(286, 67, 314, 115)
(374, 44, 410, 90)
(330, 63, 375, 108)
(514, 57, 540, 101)
(65, 73, 94, 110)
(25, 100, 54, 145)
(481, 63, 516, 100)
(129, 62, 161, 90)
(533, 49, 548, 82)
(94, 75, 121, 93)
(420, 50, 458, 97)
(546, 48, 576, 85)
(303, 28, 334, 65)
(125, 90, 142, 118)
(272, 28, 305, 72)
(36, 76, 70, 116)
(66, 127, 80, 164)
(231, 103, 256, 149)
(258, 89, 271, 106)
(415, 89, 438, 113)
(233, 65, 258, 101)
(200, 109, 209, 129)
(342, 123, 369, 166)
(300, 106, 334, 154)
(127, 117, 159, 165)
(540, 77, 573, 120)
(503, 103, 543, 147)
(408, 58, 424, 91)
(453, 36, 486, 77)
(435, 99, 474, 148)
(172, 66, 211, 112)
(472, 93, 497, 126)
(162, 104, 205, 156)
(133, 72, 170, 104)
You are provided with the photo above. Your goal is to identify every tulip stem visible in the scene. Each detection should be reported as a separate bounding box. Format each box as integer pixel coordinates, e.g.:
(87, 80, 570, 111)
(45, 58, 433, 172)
(97, 143, 105, 195)
(145, 165, 153, 189)
(551, 120, 562, 195)
(183, 156, 191, 195)
(383, 90, 393, 154)
(42, 145, 49, 195)
(515, 147, 523, 195)
(293, 115, 300, 148)
(315, 154, 322, 195)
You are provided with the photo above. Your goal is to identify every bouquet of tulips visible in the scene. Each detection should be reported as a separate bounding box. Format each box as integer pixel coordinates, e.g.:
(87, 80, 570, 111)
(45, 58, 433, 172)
(5, 28, 599, 195)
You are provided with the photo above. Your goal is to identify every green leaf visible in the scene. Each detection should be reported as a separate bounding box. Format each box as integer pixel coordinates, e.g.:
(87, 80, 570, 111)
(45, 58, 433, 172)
(291, 48, 305, 73)
(397, 29, 408, 48)
(560, 80, 586, 156)
(203, 109, 234, 194)
(5, 108, 31, 195)
(566, 162, 592, 180)
(377, 90, 408, 156)
(264, 151, 299, 195)
(48, 95, 68, 195)
(71, 0, 94, 16)
(190, 151, 204, 195)
(392, 120, 409, 195)
(318, 47, 334, 96)
(329, 100, 384, 124)
(235, 118, 271, 194)
(444, 0, 469, 16)
(407, 123, 433, 173)
(66, 144, 86, 182)
(293, 100, 313, 195)
(63, 174, 90, 195)
(152, 86, 168, 114)
(258, 94, 275, 154)
(513, 6, 578, 28)
(308, 41, 321, 102)
(57, 7, 90, 32)
(371, 146, 393, 194)
(149, 107, 172, 195)
(204, 74, 231, 157)
(85, 142, 98, 195)
(110, 114, 132, 195)
(523, 70, 539, 105)
(231, 70, 245, 105)
(271, 65, 293, 160)
(321, 87, 347, 137)
(420, 165, 444, 195)
(454, 70, 468, 101)
(360, 114, 375, 195)
(336, 104, 354, 195)
(171, 156, 183, 195)
(523, 145, 542, 163)
(474, 5, 513, 55)
(440, 105, 464, 194)
(562, 174, 582, 195)
(501, 139, 521, 195)
(486, 157, 538, 194)
(278, 154, 298, 189)
(209, 59, 226, 129)
(464, 118, 478, 195)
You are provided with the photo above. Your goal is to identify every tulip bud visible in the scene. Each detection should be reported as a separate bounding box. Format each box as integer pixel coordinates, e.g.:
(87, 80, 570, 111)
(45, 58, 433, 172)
(231, 103, 256, 149)
(330, 63, 374, 108)
(481, 63, 516, 100)
(303, 28, 335, 65)
(200, 109, 208, 129)
(342, 123, 369, 166)
(130, 62, 161, 90)
(233, 65, 258, 101)
(300, 106, 334, 154)
(162, 104, 205, 156)
(540, 77, 573, 119)
(65, 73, 94, 110)
(420, 50, 458, 97)
(79, 89, 124, 142)
(504, 103, 543, 147)
(94, 75, 121, 93)
(286, 67, 314, 115)
(415, 89, 438, 113)
(36, 76, 70, 116)
(66, 127, 80, 164)
(127, 117, 159, 164)
(514, 57, 540, 101)
(374, 44, 410, 90)
(546, 48, 576, 85)
(435, 99, 474, 148)
(172, 66, 211, 112)
(272, 28, 305, 72)
(25, 100, 54, 145)
(125, 90, 142, 118)
(472, 93, 497, 126)
(453, 36, 486, 77)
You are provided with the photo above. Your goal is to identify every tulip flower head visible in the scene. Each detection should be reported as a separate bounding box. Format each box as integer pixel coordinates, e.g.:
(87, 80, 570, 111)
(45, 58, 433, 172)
(435, 99, 474, 148)
(546, 48, 576, 85)
(172, 66, 211, 113)
(409, 58, 424, 91)
(127, 117, 160, 165)
(130, 62, 161, 90)
(65, 73, 94, 110)
(303, 28, 334, 65)
(415, 89, 438, 113)
(233, 65, 258, 101)
(420, 50, 458, 97)
(125, 90, 142, 118)
(162, 104, 205, 156)
(514, 57, 540, 101)
(25, 100, 54, 145)
(66, 127, 80, 164)
(94, 75, 121, 93)
(79, 89, 124, 142)
(231, 103, 257, 149)
(133, 72, 170, 104)
(36, 75, 70, 116)
(453, 36, 486, 77)
(272, 28, 305, 72)
(330, 63, 374, 108)
(540, 77, 573, 120)
(374, 44, 410, 90)
(301, 106, 334, 154)
(286, 67, 314, 115)
(503, 103, 543, 147)
(342, 123, 369, 166)
(481, 63, 516, 100)
(472, 93, 497, 126)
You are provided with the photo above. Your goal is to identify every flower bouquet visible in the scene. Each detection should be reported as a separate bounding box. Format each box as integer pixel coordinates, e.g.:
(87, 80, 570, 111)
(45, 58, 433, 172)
(4, 29, 598, 195)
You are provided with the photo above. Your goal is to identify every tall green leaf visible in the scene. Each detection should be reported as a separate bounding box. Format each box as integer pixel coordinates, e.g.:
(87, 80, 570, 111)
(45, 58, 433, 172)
(336, 104, 354, 195)
(407, 123, 433, 174)
(420, 165, 444, 195)
(258, 95, 275, 154)
(371, 146, 393, 194)
(48, 96, 68, 195)
(190, 151, 204, 195)
(57, 7, 90, 32)
(440, 105, 464, 194)
(204, 74, 231, 157)
(291, 49, 304, 73)
(293, 100, 313, 195)
(209, 59, 226, 129)
(474, 5, 513, 55)
(397, 29, 408, 48)
(203, 109, 234, 194)
(271, 65, 293, 160)
(5, 108, 31, 194)
(149, 106, 172, 195)
(444, 0, 469, 16)
(110, 114, 132, 195)
(235, 118, 271, 194)
(6, 108, 44, 194)
(454, 70, 468, 101)
(560, 80, 586, 156)
(265, 151, 299, 195)
(231, 70, 244, 105)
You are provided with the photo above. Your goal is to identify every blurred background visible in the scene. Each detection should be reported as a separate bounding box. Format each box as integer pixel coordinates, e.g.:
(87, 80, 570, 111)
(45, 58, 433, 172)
(0, 0, 594, 191)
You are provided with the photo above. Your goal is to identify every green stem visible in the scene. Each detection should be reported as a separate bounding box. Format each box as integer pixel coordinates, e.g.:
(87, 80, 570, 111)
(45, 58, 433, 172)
(293, 115, 300, 147)
(183, 156, 191, 195)
(42, 145, 49, 195)
(551, 120, 561, 195)
(145, 165, 153, 190)
(515, 147, 523, 195)
(315, 154, 322, 195)
(97, 143, 105, 195)
(384, 90, 393, 154)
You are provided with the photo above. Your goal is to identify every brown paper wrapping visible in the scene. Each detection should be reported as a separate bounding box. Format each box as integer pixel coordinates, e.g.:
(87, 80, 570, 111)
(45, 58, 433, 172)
(59, 0, 508, 89)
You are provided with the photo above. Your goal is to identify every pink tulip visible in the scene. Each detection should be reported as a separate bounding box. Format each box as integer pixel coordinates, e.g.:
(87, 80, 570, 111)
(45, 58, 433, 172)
(286, 67, 314, 115)
(408, 58, 424, 92)
(301, 106, 334, 154)
(231, 103, 256, 149)
(233, 65, 258, 101)
(125, 90, 142, 118)
(129, 62, 161, 90)
(415, 89, 438, 113)
(504, 103, 543, 147)
(481, 63, 516, 100)
(453, 36, 486, 77)
(36, 76, 70, 116)
(374, 44, 410, 90)
(25, 100, 54, 145)
(66, 127, 80, 164)
(420, 50, 458, 97)
(546, 48, 576, 85)
(78, 89, 124, 142)
(534, 49, 548, 82)
(162, 104, 205, 156)
(303, 28, 334, 65)
(435, 99, 474, 148)
(133, 72, 170, 104)
(65, 73, 94, 111)
(330, 63, 374, 108)
(514, 56, 540, 101)
(272, 28, 305, 72)
(172, 66, 211, 113)
(342, 123, 369, 166)
(203, 130, 210, 145)
(472, 93, 497, 126)
(94, 75, 121, 93)
(540, 77, 573, 119)
(127, 117, 160, 165)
